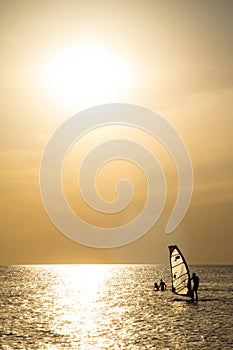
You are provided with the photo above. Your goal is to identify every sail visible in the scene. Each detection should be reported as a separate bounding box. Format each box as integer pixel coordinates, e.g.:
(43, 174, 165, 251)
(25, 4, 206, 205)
(168, 245, 192, 297)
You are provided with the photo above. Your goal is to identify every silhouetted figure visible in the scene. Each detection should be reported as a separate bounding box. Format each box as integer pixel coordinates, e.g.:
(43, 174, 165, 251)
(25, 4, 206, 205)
(191, 272, 199, 301)
(159, 279, 166, 291)
(154, 282, 159, 291)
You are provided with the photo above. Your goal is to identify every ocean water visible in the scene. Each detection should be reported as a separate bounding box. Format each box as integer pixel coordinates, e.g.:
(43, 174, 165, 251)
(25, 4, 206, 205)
(0, 265, 232, 349)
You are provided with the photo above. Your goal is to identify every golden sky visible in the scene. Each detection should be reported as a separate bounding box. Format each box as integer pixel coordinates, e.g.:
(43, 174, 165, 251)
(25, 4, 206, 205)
(1, 0, 232, 264)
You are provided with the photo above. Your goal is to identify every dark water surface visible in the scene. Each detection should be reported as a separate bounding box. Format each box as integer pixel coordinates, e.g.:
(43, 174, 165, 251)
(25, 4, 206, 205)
(0, 265, 232, 349)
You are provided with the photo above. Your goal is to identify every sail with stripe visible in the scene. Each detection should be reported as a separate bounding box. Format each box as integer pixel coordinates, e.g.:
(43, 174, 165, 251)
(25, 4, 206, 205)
(168, 245, 192, 297)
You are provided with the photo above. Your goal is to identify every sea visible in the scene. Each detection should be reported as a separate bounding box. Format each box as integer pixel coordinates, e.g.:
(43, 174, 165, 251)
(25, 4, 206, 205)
(0, 265, 232, 350)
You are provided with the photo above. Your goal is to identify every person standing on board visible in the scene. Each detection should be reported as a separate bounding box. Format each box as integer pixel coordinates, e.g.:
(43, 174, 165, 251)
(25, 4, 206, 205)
(159, 279, 166, 291)
(191, 273, 199, 301)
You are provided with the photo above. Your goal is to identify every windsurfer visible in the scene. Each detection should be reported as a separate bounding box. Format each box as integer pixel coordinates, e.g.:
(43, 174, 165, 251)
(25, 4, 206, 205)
(191, 273, 199, 301)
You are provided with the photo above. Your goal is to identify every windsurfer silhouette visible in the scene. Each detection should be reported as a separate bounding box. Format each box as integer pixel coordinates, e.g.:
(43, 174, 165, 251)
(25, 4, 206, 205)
(190, 273, 199, 301)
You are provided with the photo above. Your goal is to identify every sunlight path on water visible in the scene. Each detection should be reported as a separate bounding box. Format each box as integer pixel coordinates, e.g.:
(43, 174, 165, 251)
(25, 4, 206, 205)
(0, 265, 232, 349)
(44, 265, 114, 344)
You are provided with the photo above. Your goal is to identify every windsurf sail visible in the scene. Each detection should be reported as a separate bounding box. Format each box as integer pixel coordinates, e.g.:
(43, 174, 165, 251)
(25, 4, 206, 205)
(168, 245, 192, 297)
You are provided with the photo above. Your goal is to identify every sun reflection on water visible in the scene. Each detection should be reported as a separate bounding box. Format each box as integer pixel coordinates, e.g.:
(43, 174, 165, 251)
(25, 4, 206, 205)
(43, 265, 114, 343)
(1, 265, 232, 349)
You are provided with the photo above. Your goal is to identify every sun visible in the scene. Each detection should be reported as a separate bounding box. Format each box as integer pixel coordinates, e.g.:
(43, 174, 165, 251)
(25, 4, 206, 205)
(41, 42, 133, 108)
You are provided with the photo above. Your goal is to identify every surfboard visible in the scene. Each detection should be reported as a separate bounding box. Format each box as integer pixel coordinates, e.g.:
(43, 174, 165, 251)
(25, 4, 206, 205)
(173, 298, 216, 302)
(173, 298, 195, 303)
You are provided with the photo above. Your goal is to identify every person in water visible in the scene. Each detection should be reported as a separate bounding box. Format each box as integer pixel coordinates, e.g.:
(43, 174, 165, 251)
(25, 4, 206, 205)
(159, 279, 166, 291)
(154, 282, 159, 291)
(191, 272, 199, 301)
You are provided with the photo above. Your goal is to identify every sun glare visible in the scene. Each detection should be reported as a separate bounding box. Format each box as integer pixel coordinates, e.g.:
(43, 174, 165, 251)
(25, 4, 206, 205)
(41, 43, 133, 107)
